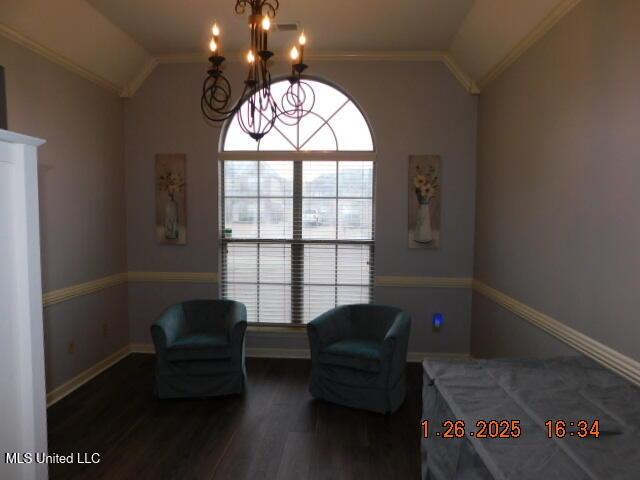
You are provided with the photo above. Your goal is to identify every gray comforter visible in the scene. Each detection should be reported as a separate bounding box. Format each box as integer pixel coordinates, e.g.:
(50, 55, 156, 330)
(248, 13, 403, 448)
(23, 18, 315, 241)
(421, 356, 640, 479)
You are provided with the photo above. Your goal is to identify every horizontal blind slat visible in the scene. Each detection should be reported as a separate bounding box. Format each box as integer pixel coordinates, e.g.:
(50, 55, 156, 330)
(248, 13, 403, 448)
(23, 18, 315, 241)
(221, 160, 374, 324)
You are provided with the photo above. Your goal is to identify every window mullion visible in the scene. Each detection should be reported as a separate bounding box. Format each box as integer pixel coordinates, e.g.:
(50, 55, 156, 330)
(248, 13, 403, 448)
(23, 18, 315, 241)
(334, 161, 339, 307)
(219, 161, 227, 302)
(256, 162, 261, 322)
(291, 160, 303, 324)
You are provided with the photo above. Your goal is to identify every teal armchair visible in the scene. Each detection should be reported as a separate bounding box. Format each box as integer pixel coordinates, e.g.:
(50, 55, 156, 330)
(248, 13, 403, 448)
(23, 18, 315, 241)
(307, 304, 411, 414)
(150, 300, 247, 399)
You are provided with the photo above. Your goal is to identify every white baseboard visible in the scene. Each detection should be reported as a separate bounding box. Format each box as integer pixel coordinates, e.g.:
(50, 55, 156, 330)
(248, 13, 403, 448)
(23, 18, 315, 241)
(130, 343, 154, 354)
(246, 347, 310, 359)
(129, 343, 468, 363)
(407, 352, 470, 362)
(45, 343, 469, 407)
(46, 345, 131, 407)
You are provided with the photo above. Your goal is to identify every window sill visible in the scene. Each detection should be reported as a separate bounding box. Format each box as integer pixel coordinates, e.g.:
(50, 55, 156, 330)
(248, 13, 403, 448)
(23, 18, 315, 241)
(247, 324, 307, 334)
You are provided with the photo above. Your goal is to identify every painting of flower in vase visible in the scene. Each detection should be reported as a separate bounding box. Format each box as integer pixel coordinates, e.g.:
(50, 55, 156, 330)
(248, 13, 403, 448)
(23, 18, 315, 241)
(156, 154, 187, 245)
(408, 155, 441, 249)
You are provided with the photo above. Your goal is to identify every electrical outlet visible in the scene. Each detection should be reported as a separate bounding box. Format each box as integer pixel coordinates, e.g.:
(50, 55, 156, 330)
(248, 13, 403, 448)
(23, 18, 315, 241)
(432, 313, 444, 332)
(67, 341, 75, 354)
(102, 323, 109, 337)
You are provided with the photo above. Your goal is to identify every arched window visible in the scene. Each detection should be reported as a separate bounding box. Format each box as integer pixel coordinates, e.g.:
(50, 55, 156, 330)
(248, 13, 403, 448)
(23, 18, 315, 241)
(219, 78, 375, 324)
(221, 78, 374, 152)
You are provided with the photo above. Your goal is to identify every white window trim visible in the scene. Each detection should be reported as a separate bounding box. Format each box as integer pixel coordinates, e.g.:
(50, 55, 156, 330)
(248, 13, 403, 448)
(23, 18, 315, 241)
(218, 151, 376, 161)
(219, 78, 376, 326)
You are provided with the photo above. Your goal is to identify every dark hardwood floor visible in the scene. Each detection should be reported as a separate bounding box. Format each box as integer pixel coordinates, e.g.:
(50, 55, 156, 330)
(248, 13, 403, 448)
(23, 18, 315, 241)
(47, 355, 423, 480)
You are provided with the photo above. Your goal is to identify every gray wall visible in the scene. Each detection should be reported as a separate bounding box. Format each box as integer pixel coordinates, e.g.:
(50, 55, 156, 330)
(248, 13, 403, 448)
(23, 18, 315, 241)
(473, 0, 640, 361)
(1, 36, 129, 390)
(124, 61, 477, 354)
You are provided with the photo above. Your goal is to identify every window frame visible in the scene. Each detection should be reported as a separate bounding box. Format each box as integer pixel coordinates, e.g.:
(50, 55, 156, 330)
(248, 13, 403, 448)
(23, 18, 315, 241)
(218, 75, 376, 154)
(219, 78, 376, 326)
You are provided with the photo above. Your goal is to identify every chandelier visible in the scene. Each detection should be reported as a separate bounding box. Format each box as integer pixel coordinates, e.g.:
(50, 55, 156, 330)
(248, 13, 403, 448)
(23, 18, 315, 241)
(201, 0, 311, 141)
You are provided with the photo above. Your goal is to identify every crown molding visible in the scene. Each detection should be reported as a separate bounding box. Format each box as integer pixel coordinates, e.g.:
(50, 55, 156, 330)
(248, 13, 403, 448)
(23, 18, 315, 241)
(473, 280, 640, 386)
(2, 1, 581, 99)
(442, 53, 480, 95)
(157, 50, 447, 64)
(0, 23, 122, 95)
(121, 56, 159, 98)
(306, 50, 446, 62)
(129, 50, 474, 97)
(477, 0, 582, 91)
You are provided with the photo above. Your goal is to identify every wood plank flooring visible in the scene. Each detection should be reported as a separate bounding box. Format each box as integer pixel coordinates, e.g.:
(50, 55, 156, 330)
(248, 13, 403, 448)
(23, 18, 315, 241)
(47, 355, 423, 480)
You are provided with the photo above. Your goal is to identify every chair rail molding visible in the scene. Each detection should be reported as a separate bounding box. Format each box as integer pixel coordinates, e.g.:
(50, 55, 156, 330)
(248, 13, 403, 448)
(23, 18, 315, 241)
(376, 276, 472, 288)
(43, 273, 128, 308)
(473, 280, 640, 386)
(42, 272, 472, 307)
(127, 271, 219, 284)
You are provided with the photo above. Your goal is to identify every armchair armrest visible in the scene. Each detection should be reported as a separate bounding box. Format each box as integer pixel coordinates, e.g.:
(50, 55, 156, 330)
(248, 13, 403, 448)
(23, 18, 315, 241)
(307, 306, 349, 350)
(221, 300, 247, 331)
(222, 300, 247, 345)
(382, 312, 411, 386)
(383, 312, 411, 345)
(151, 304, 188, 352)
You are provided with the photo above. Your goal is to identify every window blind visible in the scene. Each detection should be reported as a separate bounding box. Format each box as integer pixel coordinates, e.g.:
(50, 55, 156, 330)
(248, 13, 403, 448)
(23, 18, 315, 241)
(220, 160, 375, 324)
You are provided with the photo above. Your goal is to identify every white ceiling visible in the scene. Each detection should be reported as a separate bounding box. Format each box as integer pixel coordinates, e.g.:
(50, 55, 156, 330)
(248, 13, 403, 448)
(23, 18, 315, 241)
(0, 0, 582, 96)
(86, 0, 476, 54)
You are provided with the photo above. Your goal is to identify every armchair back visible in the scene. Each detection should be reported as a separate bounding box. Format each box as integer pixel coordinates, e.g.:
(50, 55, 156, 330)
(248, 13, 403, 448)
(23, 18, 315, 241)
(346, 304, 404, 341)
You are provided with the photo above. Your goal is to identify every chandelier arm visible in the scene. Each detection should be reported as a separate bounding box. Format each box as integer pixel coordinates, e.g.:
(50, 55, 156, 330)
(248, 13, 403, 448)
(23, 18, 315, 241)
(274, 80, 315, 125)
(202, 0, 308, 142)
(260, 0, 280, 17)
(201, 74, 240, 120)
(235, 0, 279, 16)
(234, 0, 249, 15)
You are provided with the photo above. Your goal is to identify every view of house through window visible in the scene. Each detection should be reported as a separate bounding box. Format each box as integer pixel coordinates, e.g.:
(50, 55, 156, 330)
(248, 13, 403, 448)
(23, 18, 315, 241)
(220, 79, 375, 324)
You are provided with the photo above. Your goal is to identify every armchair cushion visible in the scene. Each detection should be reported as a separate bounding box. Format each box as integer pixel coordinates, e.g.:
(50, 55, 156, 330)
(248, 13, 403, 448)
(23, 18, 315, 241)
(166, 333, 231, 362)
(320, 339, 383, 373)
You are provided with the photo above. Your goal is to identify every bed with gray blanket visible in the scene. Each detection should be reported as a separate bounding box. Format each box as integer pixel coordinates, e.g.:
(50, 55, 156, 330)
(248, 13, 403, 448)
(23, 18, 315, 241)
(421, 356, 640, 479)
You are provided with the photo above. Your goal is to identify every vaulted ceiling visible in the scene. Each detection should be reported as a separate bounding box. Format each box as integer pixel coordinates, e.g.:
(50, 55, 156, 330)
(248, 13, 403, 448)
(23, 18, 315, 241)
(85, 0, 476, 54)
(0, 0, 582, 97)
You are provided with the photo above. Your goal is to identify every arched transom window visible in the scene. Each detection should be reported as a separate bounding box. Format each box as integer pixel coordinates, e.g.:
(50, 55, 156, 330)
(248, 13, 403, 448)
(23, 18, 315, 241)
(222, 79, 374, 152)
(220, 79, 375, 324)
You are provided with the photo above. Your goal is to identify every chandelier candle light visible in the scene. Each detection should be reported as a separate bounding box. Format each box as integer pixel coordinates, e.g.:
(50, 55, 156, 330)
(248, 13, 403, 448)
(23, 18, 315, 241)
(201, 0, 312, 141)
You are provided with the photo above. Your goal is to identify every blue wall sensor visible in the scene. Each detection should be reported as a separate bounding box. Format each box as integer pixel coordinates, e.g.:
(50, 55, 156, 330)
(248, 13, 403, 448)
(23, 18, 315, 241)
(433, 313, 444, 332)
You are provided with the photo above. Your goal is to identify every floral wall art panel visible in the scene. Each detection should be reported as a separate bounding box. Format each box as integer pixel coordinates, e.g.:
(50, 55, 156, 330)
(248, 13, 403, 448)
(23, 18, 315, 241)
(156, 154, 187, 245)
(408, 155, 441, 249)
